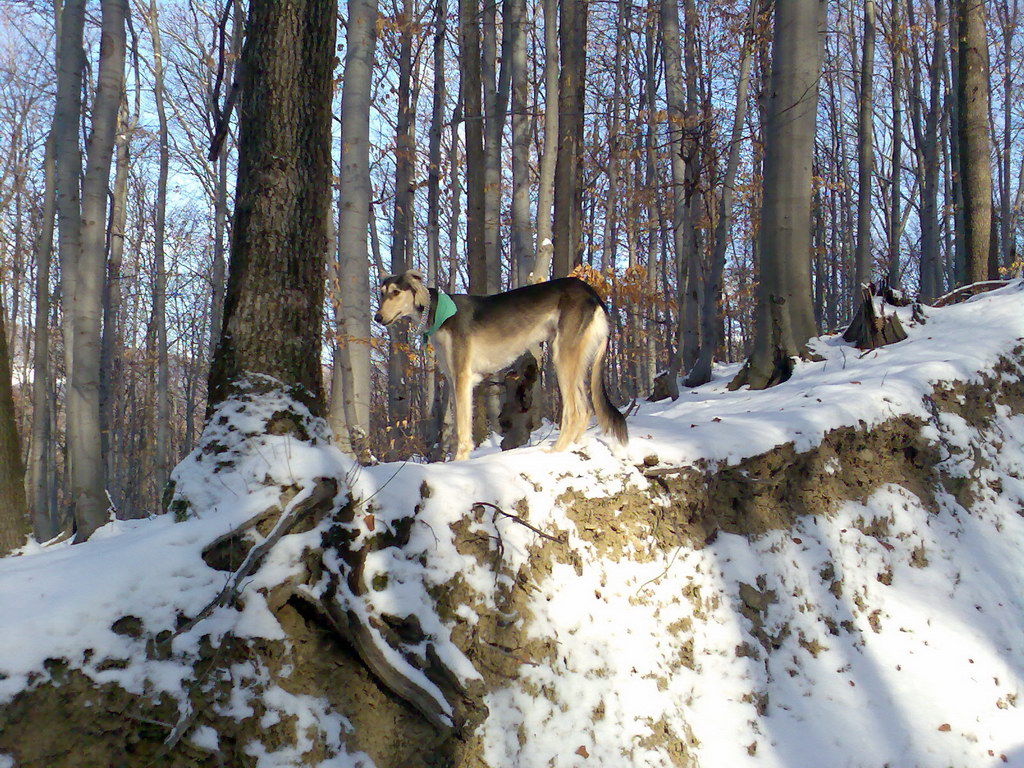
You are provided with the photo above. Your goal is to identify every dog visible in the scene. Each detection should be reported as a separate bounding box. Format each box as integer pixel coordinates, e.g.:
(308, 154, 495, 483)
(374, 269, 628, 461)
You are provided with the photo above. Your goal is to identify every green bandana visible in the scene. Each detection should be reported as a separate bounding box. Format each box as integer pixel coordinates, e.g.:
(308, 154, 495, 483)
(423, 291, 458, 344)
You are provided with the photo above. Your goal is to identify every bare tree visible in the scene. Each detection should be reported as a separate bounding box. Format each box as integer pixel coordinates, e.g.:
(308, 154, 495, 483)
(54, 0, 127, 540)
(30, 132, 57, 541)
(332, 0, 377, 457)
(730, 0, 824, 391)
(531, 0, 559, 282)
(142, 0, 172, 501)
(207, 0, 337, 413)
(551, 0, 587, 277)
(685, 0, 758, 388)
(460, 0, 487, 292)
(955, 0, 994, 283)
(855, 0, 876, 295)
(0, 291, 28, 554)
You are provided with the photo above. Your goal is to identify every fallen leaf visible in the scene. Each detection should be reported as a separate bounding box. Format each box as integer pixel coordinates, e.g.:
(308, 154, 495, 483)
(880, 541, 895, 551)
(575, 745, 590, 758)
(364, 514, 375, 531)
(792, 537, 802, 544)
(937, 723, 951, 732)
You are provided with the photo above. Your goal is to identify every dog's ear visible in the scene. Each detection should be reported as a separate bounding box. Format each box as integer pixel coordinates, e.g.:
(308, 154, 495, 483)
(404, 269, 430, 308)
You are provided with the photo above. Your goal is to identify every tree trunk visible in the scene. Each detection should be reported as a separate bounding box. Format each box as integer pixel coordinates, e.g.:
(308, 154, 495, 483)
(729, 0, 823, 391)
(0, 294, 27, 555)
(684, 0, 757, 388)
(551, 0, 587, 277)
(68, 0, 126, 540)
(661, 0, 690, 389)
(30, 132, 57, 541)
(209, 0, 243, 359)
(996, 1, 1016, 272)
(531, 0, 559, 283)
(509, 0, 531, 285)
(423, 0, 448, 448)
(599, 0, 627, 279)
(388, 0, 417, 437)
(955, 0, 993, 284)
(207, 0, 337, 414)
(482, 0, 511, 293)
(855, 0, 876, 296)
(460, 0, 487, 293)
(888, 0, 903, 287)
(145, 0, 172, 504)
(100, 98, 131, 512)
(332, 0, 375, 457)
(920, 0, 946, 301)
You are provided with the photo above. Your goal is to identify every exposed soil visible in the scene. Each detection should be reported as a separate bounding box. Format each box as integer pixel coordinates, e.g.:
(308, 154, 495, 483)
(1, 352, 1021, 767)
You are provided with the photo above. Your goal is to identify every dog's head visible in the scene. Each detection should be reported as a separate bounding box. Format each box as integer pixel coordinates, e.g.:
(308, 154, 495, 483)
(374, 269, 430, 326)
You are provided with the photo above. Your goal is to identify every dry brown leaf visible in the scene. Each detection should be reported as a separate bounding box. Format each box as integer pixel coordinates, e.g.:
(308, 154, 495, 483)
(575, 745, 589, 758)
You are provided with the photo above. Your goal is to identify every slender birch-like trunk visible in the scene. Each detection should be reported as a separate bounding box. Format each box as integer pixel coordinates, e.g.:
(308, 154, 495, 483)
(333, 0, 377, 457)
(685, 0, 757, 387)
(145, 0, 171, 503)
(30, 133, 57, 540)
(855, 0, 876, 295)
(531, 0, 559, 282)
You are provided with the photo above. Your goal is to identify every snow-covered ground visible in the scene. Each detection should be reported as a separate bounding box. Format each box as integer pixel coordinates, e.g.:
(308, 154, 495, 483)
(2, 281, 1023, 768)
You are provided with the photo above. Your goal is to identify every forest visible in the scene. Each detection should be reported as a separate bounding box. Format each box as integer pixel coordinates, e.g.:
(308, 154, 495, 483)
(1, 0, 1024, 766)
(0, 0, 1018, 544)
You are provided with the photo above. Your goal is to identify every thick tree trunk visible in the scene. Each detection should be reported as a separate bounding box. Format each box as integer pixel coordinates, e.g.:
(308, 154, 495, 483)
(729, 0, 823, 391)
(332, 0, 375, 457)
(207, 0, 337, 414)
(955, 0, 993, 284)
(69, 0, 125, 540)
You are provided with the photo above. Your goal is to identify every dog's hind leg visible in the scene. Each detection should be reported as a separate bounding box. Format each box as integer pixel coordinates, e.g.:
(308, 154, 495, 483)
(452, 354, 475, 461)
(587, 308, 628, 446)
(551, 328, 588, 452)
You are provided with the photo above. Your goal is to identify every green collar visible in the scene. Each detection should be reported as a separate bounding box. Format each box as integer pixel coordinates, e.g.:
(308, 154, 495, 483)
(423, 291, 458, 344)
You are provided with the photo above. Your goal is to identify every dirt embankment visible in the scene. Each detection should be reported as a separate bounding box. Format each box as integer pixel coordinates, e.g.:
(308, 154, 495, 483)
(1, 353, 1021, 768)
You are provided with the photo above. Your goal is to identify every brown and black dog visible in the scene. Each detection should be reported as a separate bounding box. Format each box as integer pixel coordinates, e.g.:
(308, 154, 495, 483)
(375, 270, 628, 461)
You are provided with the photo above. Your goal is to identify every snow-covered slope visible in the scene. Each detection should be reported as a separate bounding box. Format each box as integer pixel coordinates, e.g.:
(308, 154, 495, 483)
(1, 282, 1023, 768)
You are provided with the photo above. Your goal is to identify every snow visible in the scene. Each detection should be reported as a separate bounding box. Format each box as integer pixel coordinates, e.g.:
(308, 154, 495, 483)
(2, 282, 1024, 767)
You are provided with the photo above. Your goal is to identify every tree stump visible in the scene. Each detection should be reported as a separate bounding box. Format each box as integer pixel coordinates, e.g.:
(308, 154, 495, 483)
(498, 352, 541, 451)
(842, 283, 908, 350)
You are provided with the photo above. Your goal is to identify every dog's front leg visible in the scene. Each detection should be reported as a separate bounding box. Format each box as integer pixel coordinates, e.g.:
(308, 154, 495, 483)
(453, 362, 474, 461)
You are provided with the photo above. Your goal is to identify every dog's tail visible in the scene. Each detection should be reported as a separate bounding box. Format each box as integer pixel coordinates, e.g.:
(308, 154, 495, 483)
(588, 307, 629, 446)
